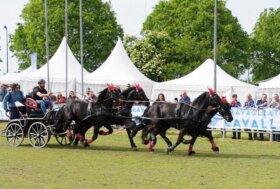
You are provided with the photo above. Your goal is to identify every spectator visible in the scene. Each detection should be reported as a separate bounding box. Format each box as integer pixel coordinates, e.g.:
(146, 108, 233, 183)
(244, 94, 255, 140)
(2, 83, 25, 120)
(0, 84, 8, 102)
(269, 94, 280, 109)
(269, 94, 280, 141)
(230, 94, 241, 139)
(68, 91, 79, 100)
(256, 94, 268, 140)
(256, 94, 268, 109)
(156, 93, 165, 102)
(86, 90, 97, 102)
(32, 79, 52, 114)
(179, 91, 191, 104)
(55, 92, 66, 104)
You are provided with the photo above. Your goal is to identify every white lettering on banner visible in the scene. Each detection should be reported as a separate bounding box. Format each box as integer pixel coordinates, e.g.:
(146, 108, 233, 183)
(131, 105, 147, 117)
(0, 102, 9, 121)
(209, 107, 280, 131)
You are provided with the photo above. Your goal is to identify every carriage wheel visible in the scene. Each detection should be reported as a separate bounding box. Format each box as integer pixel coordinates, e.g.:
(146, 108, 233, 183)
(5, 123, 24, 147)
(28, 122, 49, 148)
(54, 130, 75, 145)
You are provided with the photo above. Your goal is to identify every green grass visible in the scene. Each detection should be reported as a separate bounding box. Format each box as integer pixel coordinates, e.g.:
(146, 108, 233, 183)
(0, 122, 279, 189)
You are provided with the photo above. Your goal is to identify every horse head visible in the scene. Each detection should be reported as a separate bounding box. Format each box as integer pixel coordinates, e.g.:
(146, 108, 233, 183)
(208, 89, 233, 122)
(128, 84, 149, 106)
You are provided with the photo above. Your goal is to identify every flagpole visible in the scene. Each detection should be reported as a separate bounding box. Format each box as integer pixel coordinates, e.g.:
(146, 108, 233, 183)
(44, 0, 50, 91)
(65, 0, 68, 97)
(213, 0, 217, 91)
(80, 0, 84, 97)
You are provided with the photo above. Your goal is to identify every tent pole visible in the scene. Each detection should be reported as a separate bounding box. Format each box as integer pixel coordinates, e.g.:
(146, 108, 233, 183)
(45, 0, 50, 91)
(65, 0, 68, 97)
(80, 0, 84, 98)
(213, 0, 217, 91)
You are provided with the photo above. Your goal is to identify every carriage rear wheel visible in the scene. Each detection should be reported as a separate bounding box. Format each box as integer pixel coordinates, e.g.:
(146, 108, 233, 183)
(54, 130, 75, 145)
(5, 123, 24, 147)
(28, 122, 50, 148)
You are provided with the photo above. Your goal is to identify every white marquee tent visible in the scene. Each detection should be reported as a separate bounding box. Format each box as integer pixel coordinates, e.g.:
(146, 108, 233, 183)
(152, 59, 258, 103)
(20, 37, 89, 96)
(0, 67, 33, 84)
(78, 38, 154, 97)
(258, 74, 280, 97)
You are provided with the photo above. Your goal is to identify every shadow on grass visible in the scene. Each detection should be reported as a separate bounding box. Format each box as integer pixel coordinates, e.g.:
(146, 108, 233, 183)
(17, 142, 280, 160)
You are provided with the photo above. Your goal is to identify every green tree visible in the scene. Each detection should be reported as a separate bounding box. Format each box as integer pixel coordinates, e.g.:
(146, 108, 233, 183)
(251, 8, 280, 82)
(10, 0, 123, 71)
(124, 31, 174, 81)
(143, 0, 250, 78)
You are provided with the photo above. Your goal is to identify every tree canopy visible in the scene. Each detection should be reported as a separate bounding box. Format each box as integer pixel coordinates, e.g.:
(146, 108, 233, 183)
(251, 8, 280, 82)
(142, 0, 250, 78)
(10, 0, 123, 71)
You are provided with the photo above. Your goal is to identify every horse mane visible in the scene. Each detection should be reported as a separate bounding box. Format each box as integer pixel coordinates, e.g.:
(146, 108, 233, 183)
(191, 92, 210, 106)
(121, 87, 136, 98)
(97, 88, 109, 102)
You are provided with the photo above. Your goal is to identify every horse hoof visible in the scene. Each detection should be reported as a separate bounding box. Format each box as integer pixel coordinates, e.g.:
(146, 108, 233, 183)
(188, 151, 196, 156)
(165, 148, 171, 155)
(83, 142, 90, 147)
(132, 147, 138, 151)
(212, 147, 219, 153)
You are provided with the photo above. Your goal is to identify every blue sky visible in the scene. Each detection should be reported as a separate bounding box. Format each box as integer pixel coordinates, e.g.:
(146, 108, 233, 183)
(0, 0, 279, 74)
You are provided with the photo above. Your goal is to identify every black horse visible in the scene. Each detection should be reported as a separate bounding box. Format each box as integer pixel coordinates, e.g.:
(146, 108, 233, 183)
(141, 89, 233, 155)
(55, 84, 121, 145)
(82, 84, 150, 150)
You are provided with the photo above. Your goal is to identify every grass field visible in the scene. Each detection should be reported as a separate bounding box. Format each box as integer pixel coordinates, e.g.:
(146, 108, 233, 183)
(0, 122, 279, 189)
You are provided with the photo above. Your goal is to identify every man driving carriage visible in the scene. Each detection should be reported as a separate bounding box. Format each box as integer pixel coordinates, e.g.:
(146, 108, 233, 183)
(32, 79, 52, 114)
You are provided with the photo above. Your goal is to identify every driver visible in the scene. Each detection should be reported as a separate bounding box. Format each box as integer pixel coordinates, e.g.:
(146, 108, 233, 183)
(32, 79, 52, 114)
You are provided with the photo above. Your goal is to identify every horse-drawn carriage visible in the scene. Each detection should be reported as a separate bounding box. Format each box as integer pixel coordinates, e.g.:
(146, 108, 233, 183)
(1, 98, 73, 148)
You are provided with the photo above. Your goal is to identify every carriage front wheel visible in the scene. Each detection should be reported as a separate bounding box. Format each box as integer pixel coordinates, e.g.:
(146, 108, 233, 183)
(5, 123, 24, 147)
(54, 130, 75, 145)
(28, 122, 50, 148)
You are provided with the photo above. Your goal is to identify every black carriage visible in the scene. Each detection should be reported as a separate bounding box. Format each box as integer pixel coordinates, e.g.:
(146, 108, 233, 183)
(1, 98, 73, 148)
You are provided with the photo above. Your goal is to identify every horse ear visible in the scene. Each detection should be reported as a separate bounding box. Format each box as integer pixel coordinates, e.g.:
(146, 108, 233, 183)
(107, 83, 113, 91)
(208, 88, 216, 95)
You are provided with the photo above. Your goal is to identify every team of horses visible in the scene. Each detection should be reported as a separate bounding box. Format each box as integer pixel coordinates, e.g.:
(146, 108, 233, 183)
(54, 84, 233, 155)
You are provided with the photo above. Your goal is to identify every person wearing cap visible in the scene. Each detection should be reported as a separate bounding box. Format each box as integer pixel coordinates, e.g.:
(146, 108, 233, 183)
(2, 83, 25, 120)
(179, 91, 191, 104)
(32, 79, 52, 114)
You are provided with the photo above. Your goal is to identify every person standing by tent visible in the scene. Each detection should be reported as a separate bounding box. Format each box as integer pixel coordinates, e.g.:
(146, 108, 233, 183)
(2, 83, 25, 120)
(256, 94, 268, 141)
(244, 94, 255, 140)
(230, 94, 241, 139)
(0, 84, 8, 102)
(32, 79, 52, 114)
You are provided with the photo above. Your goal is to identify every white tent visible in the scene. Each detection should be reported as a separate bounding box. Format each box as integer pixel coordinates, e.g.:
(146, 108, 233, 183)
(0, 67, 33, 84)
(258, 74, 280, 98)
(78, 38, 154, 97)
(152, 59, 258, 103)
(20, 37, 89, 96)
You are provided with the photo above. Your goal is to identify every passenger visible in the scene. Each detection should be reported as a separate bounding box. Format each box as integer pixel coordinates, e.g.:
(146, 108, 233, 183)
(32, 79, 52, 114)
(2, 83, 25, 120)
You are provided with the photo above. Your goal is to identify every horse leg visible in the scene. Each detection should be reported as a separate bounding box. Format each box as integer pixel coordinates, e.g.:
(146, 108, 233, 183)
(99, 124, 113, 136)
(188, 133, 198, 156)
(203, 130, 219, 153)
(126, 128, 138, 151)
(147, 131, 158, 152)
(141, 126, 150, 145)
(84, 126, 100, 146)
(166, 129, 186, 154)
(159, 128, 172, 148)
